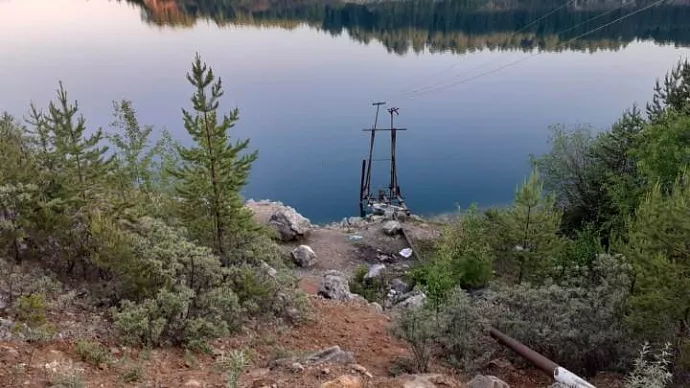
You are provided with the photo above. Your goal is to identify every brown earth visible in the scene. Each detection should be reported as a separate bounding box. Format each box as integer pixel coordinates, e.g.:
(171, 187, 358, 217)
(0, 202, 623, 387)
(0, 281, 622, 388)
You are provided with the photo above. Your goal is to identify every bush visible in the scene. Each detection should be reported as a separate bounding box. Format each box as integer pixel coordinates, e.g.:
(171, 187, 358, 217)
(625, 343, 673, 388)
(434, 205, 493, 289)
(483, 254, 633, 376)
(218, 349, 251, 388)
(111, 218, 305, 348)
(76, 340, 112, 366)
(120, 365, 144, 383)
(435, 287, 497, 371)
(49, 372, 85, 388)
(17, 293, 48, 327)
(389, 307, 436, 373)
(349, 265, 387, 303)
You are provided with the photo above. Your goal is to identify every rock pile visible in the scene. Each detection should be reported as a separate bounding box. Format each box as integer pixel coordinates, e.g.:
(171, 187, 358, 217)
(268, 204, 312, 241)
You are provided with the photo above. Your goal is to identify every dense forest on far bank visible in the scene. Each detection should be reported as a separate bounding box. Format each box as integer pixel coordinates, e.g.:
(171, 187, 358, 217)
(124, 0, 690, 54)
(1, 52, 690, 387)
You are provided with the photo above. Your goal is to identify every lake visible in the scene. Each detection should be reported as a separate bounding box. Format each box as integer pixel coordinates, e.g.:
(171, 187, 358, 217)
(2, 0, 690, 223)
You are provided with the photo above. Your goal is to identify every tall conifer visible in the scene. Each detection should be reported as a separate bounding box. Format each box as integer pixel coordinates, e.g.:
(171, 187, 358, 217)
(172, 54, 258, 264)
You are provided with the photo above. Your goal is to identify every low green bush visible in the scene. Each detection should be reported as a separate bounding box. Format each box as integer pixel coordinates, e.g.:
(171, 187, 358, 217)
(76, 340, 111, 366)
(111, 218, 305, 348)
(349, 265, 387, 303)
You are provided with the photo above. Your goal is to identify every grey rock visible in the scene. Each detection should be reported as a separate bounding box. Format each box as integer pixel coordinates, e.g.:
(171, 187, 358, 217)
(268, 356, 299, 370)
(394, 290, 427, 310)
(346, 217, 367, 228)
(396, 374, 457, 388)
(467, 374, 510, 388)
(364, 264, 386, 280)
(366, 215, 385, 223)
(376, 252, 395, 263)
(0, 317, 15, 341)
(0, 345, 20, 361)
(260, 260, 278, 277)
(184, 379, 203, 388)
(391, 278, 411, 294)
(384, 208, 396, 220)
(370, 302, 384, 314)
(305, 345, 356, 366)
(291, 245, 317, 268)
(289, 362, 305, 373)
(318, 270, 355, 301)
(382, 220, 402, 235)
(269, 206, 312, 241)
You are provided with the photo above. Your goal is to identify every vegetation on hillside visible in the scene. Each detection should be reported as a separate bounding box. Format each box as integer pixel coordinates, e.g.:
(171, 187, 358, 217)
(3, 51, 690, 387)
(395, 59, 690, 387)
(0, 54, 307, 353)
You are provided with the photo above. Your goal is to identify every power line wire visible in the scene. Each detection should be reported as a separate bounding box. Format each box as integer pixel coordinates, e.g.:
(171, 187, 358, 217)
(402, 0, 635, 97)
(389, 0, 579, 98)
(402, 0, 668, 99)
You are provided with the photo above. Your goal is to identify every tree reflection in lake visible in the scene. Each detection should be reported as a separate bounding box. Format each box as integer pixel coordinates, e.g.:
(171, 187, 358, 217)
(125, 0, 690, 54)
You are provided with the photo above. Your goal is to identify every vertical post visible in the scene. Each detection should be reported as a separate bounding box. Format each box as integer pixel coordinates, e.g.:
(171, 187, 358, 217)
(364, 102, 386, 204)
(359, 159, 367, 217)
(388, 107, 400, 200)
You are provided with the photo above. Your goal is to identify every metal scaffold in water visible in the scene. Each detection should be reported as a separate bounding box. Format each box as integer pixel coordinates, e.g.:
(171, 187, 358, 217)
(359, 102, 411, 218)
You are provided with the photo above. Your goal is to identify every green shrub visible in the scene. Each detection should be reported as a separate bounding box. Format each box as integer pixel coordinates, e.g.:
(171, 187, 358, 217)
(49, 372, 85, 388)
(625, 343, 673, 388)
(349, 265, 387, 303)
(76, 340, 111, 366)
(388, 356, 417, 377)
(17, 293, 47, 327)
(435, 287, 497, 371)
(389, 307, 436, 373)
(413, 206, 493, 298)
(120, 365, 144, 383)
(111, 218, 305, 348)
(483, 254, 633, 376)
(218, 349, 251, 388)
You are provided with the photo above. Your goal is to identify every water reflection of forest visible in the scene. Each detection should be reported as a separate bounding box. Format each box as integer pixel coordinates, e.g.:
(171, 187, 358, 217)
(124, 0, 690, 54)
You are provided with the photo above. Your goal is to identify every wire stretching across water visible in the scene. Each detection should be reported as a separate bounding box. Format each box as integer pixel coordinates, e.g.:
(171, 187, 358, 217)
(388, 0, 579, 98)
(404, 1, 633, 95)
(401, 0, 669, 100)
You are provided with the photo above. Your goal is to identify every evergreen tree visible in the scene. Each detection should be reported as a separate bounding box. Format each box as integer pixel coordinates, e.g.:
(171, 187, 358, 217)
(622, 172, 690, 368)
(647, 60, 690, 120)
(22, 83, 116, 274)
(0, 114, 39, 263)
(108, 100, 159, 190)
(498, 169, 563, 283)
(172, 54, 258, 264)
(43, 82, 114, 205)
(634, 110, 690, 193)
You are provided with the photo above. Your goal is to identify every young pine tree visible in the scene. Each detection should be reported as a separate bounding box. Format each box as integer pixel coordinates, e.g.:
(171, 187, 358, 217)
(623, 172, 690, 368)
(0, 113, 40, 263)
(25, 83, 116, 274)
(499, 169, 563, 284)
(43, 82, 114, 206)
(172, 54, 258, 264)
(108, 100, 158, 190)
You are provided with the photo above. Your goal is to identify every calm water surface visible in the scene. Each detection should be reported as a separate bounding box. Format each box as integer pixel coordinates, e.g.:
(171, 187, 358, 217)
(2, 0, 690, 223)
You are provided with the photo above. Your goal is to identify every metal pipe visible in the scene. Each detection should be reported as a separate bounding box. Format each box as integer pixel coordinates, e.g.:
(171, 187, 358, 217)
(489, 327, 596, 388)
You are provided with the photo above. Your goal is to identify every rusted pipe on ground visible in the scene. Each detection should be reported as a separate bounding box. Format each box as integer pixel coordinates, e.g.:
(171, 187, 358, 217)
(489, 327, 597, 388)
